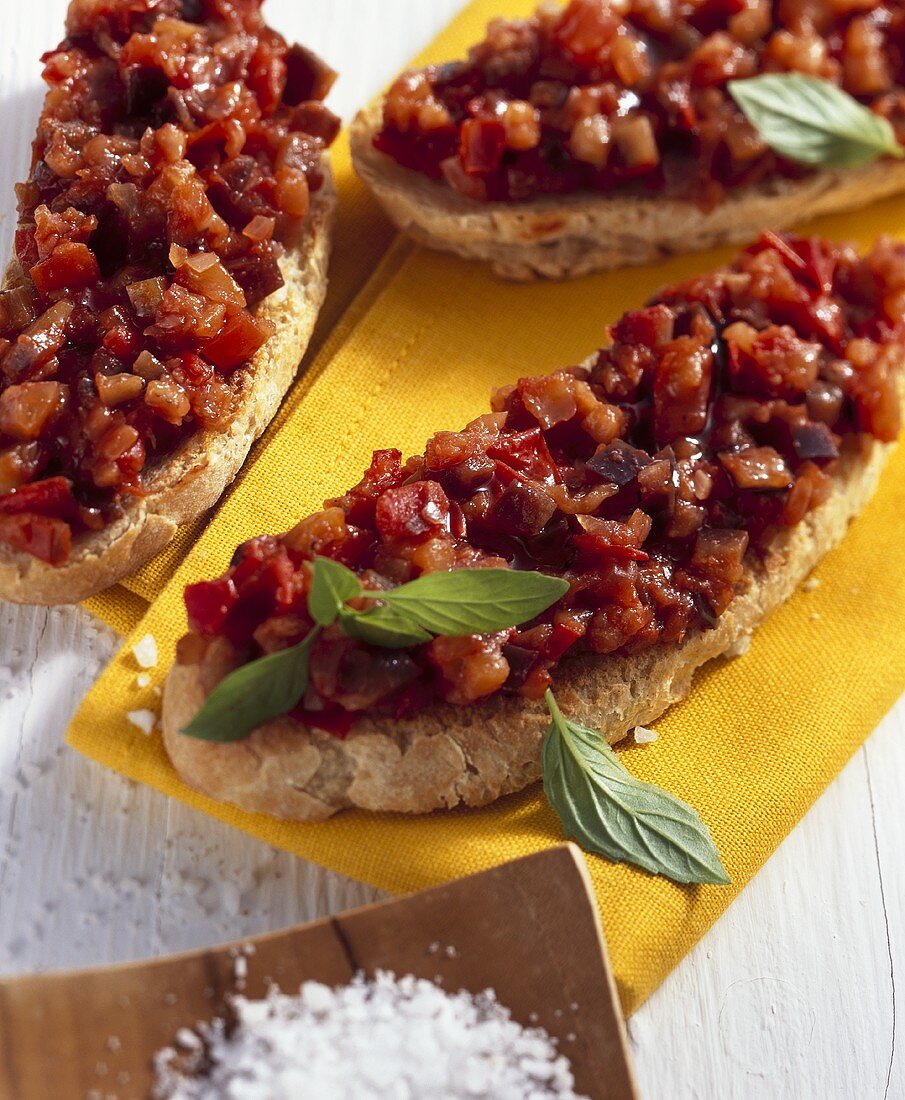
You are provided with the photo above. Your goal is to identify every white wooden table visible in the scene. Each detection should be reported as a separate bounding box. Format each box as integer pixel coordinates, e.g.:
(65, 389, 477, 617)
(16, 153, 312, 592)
(1, 3, 902, 1097)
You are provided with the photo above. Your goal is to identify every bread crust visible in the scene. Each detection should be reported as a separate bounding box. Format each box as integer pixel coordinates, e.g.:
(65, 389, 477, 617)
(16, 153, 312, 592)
(163, 428, 893, 822)
(350, 102, 905, 281)
(0, 167, 337, 605)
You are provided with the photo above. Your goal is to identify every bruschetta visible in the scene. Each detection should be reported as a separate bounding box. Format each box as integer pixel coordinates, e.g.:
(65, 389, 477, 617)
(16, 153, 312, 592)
(351, 0, 905, 280)
(0, 0, 339, 604)
(163, 231, 904, 820)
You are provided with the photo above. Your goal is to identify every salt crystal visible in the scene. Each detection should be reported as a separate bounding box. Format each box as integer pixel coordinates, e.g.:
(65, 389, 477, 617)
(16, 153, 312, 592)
(802, 576, 821, 592)
(132, 633, 158, 669)
(633, 726, 658, 745)
(136, 673, 151, 688)
(810, 612, 821, 622)
(175, 1029, 202, 1052)
(106, 1036, 121, 1052)
(127, 709, 156, 735)
(234, 954, 248, 986)
(151, 971, 587, 1100)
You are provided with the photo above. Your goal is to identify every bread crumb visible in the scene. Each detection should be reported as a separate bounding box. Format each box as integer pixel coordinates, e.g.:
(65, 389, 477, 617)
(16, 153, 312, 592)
(802, 576, 821, 592)
(725, 634, 751, 658)
(132, 633, 158, 669)
(127, 709, 156, 735)
(633, 726, 658, 745)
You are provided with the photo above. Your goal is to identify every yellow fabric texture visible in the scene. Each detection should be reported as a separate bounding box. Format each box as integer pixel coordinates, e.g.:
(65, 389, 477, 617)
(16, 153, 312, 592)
(69, 0, 905, 1014)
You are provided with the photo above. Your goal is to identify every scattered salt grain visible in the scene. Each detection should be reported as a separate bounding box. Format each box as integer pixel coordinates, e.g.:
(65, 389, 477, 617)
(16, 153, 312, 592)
(106, 1036, 121, 1053)
(151, 971, 587, 1100)
(233, 954, 248, 987)
(175, 1029, 203, 1052)
(810, 612, 821, 622)
(633, 726, 658, 745)
(132, 633, 158, 669)
(802, 576, 821, 592)
(136, 673, 151, 689)
(126, 709, 156, 735)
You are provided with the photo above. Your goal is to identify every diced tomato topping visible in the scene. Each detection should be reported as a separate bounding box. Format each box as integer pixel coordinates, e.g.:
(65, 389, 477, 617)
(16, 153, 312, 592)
(0, 0, 338, 565)
(201, 310, 275, 372)
(176, 232, 905, 731)
(0, 476, 79, 519)
(185, 577, 238, 636)
(0, 513, 71, 564)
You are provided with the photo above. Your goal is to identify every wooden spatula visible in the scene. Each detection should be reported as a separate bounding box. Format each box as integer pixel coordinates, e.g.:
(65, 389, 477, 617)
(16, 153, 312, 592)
(0, 844, 638, 1100)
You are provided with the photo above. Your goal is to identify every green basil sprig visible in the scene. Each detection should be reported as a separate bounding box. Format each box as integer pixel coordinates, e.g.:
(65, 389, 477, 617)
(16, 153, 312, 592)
(181, 559, 568, 743)
(542, 690, 729, 886)
(728, 73, 903, 169)
(181, 630, 319, 743)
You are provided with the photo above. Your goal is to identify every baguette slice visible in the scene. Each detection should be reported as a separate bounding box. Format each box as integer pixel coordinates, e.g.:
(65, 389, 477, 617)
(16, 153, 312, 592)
(162, 367, 895, 823)
(351, 102, 905, 281)
(0, 172, 336, 606)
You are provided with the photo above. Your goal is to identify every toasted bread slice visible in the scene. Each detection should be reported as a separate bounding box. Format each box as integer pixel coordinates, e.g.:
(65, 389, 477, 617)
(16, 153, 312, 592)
(0, 172, 336, 606)
(162, 368, 894, 823)
(351, 102, 905, 281)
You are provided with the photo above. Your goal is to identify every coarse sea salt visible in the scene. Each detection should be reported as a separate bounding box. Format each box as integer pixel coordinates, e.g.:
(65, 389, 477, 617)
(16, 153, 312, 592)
(132, 633, 158, 669)
(152, 971, 587, 1100)
(633, 726, 658, 745)
(127, 709, 156, 735)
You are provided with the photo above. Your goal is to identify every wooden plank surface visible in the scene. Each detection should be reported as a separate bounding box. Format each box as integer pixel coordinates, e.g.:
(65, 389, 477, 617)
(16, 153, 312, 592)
(0, 2, 903, 1098)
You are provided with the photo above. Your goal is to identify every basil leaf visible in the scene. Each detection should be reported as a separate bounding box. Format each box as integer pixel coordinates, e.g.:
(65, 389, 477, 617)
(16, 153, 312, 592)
(340, 604, 433, 648)
(308, 557, 362, 627)
(379, 568, 569, 636)
(542, 691, 729, 885)
(728, 73, 903, 168)
(181, 629, 319, 743)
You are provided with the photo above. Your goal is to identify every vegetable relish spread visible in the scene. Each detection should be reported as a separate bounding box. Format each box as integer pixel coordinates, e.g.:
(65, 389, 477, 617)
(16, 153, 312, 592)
(0, 0, 338, 565)
(374, 0, 905, 204)
(181, 233, 904, 733)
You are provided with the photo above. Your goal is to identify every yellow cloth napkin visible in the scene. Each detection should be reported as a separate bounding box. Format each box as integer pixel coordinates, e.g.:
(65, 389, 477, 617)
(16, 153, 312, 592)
(70, 0, 905, 1013)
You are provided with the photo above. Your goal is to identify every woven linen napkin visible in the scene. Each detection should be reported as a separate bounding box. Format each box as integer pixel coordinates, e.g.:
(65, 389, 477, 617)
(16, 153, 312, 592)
(69, 0, 905, 1013)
